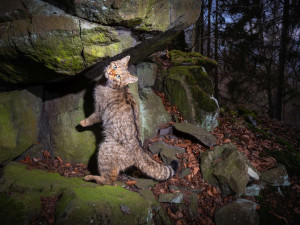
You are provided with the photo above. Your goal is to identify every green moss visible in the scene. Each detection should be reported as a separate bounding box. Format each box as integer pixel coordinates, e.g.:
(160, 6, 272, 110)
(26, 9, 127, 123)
(0, 90, 40, 164)
(169, 50, 217, 68)
(0, 103, 17, 161)
(1, 162, 154, 225)
(0, 193, 26, 225)
(161, 65, 218, 125)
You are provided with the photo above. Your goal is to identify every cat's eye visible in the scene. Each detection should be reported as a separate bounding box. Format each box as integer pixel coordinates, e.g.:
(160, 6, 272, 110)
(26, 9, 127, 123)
(116, 74, 121, 79)
(113, 65, 117, 70)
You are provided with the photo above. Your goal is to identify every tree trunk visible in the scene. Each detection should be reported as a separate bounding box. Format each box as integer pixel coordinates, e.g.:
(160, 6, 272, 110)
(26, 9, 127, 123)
(214, 0, 219, 99)
(199, 0, 204, 54)
(207, 0, 212, 58)
(275, 0, 289, 121)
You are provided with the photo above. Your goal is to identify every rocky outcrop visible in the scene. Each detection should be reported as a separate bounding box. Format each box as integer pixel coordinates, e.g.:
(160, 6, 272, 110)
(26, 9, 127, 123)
(0, 88, 42, 164)
(51, 0, 201, 32)
(155, 51, 219, 131)
(38, 82, 98, 164)
(0, 0, 201, 84)
(0, 0, 136, 83)
(0, 162, 161, 225)
(200, 143, 259, 195)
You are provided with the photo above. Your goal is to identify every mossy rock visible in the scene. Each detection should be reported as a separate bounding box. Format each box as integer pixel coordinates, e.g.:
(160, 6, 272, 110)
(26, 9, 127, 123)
(158, 65, 218, 130)
(200, 143, 259, 195)
(39, 84, 98, 164)
(0, 162, 158, 224)
(129, 84, 171, 143)
(0, 88, 42, 164)
(54, 0, 201, 32)
(0, 0, 136, 84)
(169, 50, 217, 68)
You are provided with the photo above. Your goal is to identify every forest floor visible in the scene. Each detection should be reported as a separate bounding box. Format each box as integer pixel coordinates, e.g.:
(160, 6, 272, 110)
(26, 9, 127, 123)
(19, 94, 300, 225)
(18, 51, 300, 225)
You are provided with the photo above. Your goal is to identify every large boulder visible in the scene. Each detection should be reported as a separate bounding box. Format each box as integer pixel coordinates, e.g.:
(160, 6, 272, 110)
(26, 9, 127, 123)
(200, 143, 260, 195)
(0, 88, 42, 164)
(0, 0, 136, 84)
(38, 81, 98, 164)
(0, 0, 202, 84)
(156, 64, 219, 131)
(51, 0, 201, 32)
(0, 162, 159, 225)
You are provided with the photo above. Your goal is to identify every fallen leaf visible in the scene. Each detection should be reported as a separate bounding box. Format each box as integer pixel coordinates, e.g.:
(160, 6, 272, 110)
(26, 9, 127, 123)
(126, 180, 137, 186)
(223, 139, 231, 143)
(56, 156, 63, 163)
(207, 189, 214, 197)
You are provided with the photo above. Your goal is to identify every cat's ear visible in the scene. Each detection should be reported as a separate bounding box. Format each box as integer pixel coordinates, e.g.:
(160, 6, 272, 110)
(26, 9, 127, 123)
(120, 55, 130, 65)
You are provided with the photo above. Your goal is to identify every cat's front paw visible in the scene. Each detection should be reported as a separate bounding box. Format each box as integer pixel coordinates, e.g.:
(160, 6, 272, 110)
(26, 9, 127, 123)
(84, 175, 94, 181)
(80, 119, 88, 127)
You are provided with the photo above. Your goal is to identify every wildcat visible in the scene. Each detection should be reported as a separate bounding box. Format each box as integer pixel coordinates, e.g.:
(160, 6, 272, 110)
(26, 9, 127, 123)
(81, 55, 178, 185)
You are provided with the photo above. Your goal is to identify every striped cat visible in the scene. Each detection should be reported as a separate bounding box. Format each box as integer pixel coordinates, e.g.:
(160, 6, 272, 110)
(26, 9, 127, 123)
(81, 56, 178, 185)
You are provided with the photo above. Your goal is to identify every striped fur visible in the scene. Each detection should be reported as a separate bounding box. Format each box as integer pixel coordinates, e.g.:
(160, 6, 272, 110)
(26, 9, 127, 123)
(81, 56, 177, 185)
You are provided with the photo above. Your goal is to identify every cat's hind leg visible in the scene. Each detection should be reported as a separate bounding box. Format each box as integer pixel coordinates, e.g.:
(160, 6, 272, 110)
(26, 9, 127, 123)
(84, 137, 134, 185)
(84, 168, 119, 185)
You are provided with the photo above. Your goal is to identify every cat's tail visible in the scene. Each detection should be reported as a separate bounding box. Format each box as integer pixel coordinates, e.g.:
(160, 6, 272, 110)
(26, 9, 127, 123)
(134, 149, 178, 181)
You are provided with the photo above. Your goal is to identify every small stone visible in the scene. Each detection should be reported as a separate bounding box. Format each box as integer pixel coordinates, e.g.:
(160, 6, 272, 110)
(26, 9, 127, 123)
(244, 182, 265, 196)
(129, 177, 158, 189)
(159, 127, 173, 136)
(158, 193, 183, 204)
(174, 123, 217, 147)
(149, 141, 166, 154)
(261, 164, 290, 186)
(178, 168, 191, 179)
(159, 144, 185, 165)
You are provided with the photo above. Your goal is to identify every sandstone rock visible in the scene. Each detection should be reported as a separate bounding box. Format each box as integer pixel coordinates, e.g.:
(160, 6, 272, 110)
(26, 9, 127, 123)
(53, 0, 201, 32)
(38, 82, 98, 164)
(0, 88, 42, 164)
(200, 143, 260, 195)
(139, 88, 171, 141)
(0, 162, 156, 225)
(129, 177, 158, 189)
(0, 0, 201, 84)
(0, 0, 136, 84)
(178, 168, 191, 179)
(159, 126, 173, 136)
(157, 65, 219, 131)
(214, 199, 259, 225)
(136, 62, 158, 89)
(174, 122, 217, 147)
(261, 164, 290, 186)
(158, 193, 183, 204)
(158, 143, 185, 165)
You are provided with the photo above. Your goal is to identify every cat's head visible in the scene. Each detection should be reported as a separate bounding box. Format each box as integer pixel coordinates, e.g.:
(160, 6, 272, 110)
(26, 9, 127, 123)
(105, 56, 138, 88)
